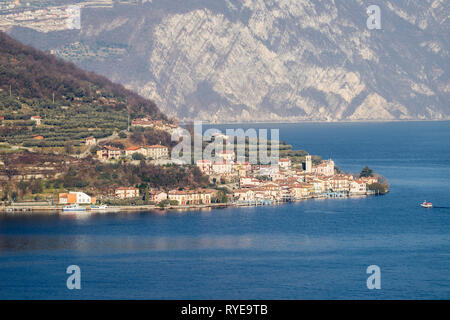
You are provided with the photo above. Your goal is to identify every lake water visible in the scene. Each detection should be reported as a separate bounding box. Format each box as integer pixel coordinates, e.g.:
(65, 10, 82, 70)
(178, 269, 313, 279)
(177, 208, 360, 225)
(1, 121, 449, 299)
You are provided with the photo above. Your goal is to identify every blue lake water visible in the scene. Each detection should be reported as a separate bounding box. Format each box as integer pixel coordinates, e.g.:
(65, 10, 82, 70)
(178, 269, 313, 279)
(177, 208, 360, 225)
(1, 121, 449, 299)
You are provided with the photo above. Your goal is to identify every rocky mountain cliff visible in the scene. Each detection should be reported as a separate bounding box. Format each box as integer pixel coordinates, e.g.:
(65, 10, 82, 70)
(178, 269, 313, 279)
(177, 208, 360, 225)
(7, 0, 449, 122)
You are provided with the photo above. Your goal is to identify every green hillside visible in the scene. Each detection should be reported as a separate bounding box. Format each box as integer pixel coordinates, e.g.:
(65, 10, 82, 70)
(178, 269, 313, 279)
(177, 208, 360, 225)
(0, 31, 166, 147)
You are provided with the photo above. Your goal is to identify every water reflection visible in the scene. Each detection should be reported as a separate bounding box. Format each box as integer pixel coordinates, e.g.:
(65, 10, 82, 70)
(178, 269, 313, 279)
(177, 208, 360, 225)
(0, 234, 254, 253)
(1, 233, 448, 254)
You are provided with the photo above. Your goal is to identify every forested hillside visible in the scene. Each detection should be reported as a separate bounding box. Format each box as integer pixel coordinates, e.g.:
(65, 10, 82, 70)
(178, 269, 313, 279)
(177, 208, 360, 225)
(0, 31, 166, 147)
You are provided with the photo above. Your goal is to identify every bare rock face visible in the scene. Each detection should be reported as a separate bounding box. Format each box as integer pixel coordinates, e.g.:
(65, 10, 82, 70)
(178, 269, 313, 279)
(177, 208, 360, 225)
(8, 0, 449, 122)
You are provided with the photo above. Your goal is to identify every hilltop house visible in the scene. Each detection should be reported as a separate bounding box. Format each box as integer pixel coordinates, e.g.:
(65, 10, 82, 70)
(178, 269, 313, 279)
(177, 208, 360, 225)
(212, 161, 233, 174)
(125, 146, 147, 158)
(30, 115, 41, 126)
(147, 145, 169, 160)
(85, 136, 96, 146)
(196, 159, 212, 174)
(97, 145, 122, 160)
(131, 117, 154, 128)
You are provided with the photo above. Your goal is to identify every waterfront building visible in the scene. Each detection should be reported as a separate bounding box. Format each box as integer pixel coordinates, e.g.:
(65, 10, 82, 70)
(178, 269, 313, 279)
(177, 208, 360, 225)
(149, 190, 168, 203)
(168, 189, 214, 205)
(59, 191, 96, 205)
(115, 187, 140, 199)
(350, 180, 367, 194)
(233, 189, 255, 202)
(360, 176, 378, 185)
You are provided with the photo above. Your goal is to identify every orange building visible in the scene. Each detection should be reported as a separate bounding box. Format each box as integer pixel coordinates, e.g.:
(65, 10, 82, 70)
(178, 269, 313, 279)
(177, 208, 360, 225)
(59, 192, 96, 205)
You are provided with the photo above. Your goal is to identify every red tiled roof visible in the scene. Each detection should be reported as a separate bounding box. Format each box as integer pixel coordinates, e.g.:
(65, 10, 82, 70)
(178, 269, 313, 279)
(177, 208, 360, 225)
(125, 146, 142, 151)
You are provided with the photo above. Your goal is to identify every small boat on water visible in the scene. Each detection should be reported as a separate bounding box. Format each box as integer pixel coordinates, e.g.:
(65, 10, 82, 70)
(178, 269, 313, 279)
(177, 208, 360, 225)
(90, 204, 108, 210)
(63, 204, 87, 212)
(420, 201, 433, 208)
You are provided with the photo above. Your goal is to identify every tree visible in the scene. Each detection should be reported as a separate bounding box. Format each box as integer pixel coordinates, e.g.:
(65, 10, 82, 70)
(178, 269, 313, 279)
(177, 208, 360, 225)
(143, 185, 149, 203)
(64, 141, 74, 155)
(368, 182, 389, 195)
(18, 180, 29, 198)
(30, 179, 43, 194)
(132, 153, 146, 160)
(360, 166, 374, 178)
(118, 131, 127, 139)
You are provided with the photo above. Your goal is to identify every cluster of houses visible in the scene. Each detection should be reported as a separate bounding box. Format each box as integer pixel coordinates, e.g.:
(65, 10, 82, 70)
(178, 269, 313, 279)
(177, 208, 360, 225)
(196, 153, 378, 203)
(131, 117, 179, 134)
(96, 144, 169, 161)
(115, 187, 216, 205)
(114, 187, 216, 205)
(59, 187, 217, 206)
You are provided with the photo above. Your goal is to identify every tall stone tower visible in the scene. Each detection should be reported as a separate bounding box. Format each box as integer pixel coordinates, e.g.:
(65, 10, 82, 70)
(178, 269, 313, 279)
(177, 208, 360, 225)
(305, 155, 312, 173)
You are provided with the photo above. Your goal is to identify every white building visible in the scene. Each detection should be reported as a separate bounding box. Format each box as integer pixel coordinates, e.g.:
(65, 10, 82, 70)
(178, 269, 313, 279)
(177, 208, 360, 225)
(196, 159, 212, 174)
(350, 180, 367, 194)
(85, 136, 97, 146)
(313, 159, 335, 176)
(212, 161, 233, 174)
(125, 146, 147, 157)
(59, 191, 94, 204)
(218, 150, 235, 162)
(147, 145, 169, 160)
(30, 115, 41, 126)
(278, 158, 291, 169)
(233, 189, 255, 201)
(149, 190, 168, 203)
(304, 155, 312, 173)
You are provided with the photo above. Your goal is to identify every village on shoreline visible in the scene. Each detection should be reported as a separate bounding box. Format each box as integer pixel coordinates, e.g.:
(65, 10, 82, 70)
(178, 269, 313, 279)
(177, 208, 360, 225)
(1, 118, 387, 214)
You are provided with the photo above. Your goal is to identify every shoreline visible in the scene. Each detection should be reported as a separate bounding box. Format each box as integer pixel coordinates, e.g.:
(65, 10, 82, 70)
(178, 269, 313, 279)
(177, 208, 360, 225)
(0, 192, 379, 214)
(184, 119, 450, 126)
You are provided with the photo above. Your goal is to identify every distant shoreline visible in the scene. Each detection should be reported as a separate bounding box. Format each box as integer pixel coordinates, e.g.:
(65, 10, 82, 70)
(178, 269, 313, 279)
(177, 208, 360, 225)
(183, 119, 450, 126)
